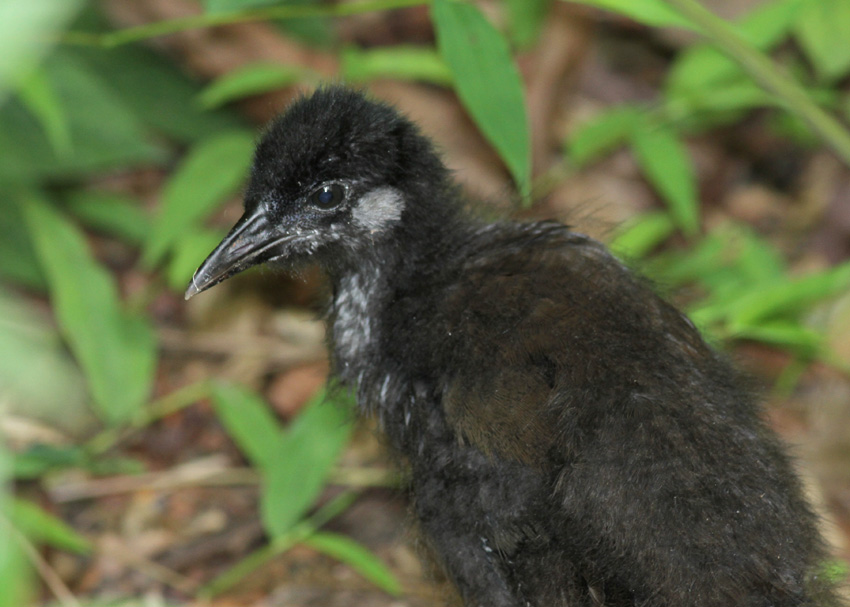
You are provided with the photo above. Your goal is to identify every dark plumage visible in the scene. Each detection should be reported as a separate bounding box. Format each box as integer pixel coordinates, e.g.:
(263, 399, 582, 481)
(187, 86, 841, 606)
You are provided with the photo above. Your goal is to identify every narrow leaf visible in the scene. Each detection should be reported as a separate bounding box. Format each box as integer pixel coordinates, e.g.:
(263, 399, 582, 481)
(10, 499, 91, 554)
(630, 120, 700, 236)
(567, 105, 642, 167)
(144, 130, 255, 268)
(342, 46, 453, 86)
(261, 390, 354, 538)
(505, 0, 551, 48)
(198, 63, 305, 109)
(559, 0, 693, 29)
(15, 67, 71, 154)
(303, 531, 402, 596)
(20, 191, 156, 425)
(211, 382, 284, 470)
(609, 211, 676, 259)
(432, 0, 531, 197)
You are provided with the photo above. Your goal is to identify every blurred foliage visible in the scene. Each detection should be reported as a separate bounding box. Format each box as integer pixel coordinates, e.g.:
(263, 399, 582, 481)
(2, 0, 850, 604)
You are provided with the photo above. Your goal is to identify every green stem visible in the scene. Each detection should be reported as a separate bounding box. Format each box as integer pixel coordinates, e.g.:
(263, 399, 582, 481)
(85, 379, 212, 455)
(663, 0, 850, 166)
(198, 490, 358, 597)
(61, 0, 429, 48)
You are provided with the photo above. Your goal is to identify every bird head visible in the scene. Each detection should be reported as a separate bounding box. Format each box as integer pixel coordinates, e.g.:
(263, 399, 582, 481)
(185, 86, 449, 300)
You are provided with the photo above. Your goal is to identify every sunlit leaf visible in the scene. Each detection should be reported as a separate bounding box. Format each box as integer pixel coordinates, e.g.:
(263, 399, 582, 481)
(198, 63, 305, 109)
(303, 531, 402, 596)
(20, 191, 156, 425)
(0, 441, 32, 607)
(630, 120, 700, 236)
(10, 499, 91, 554)
(211, 382, 283, 470)
(559, 0, 693, 29)
(342, 46, 452, 85)
(567, 105, 642, 167)
(609, 211, 676, 259)
(731, 322, 822, 357)
(261, 390, 354, 538)
(432, 0, 530, 197)
(794, 0, 850, 82)
(0, 0, 85, 101)
(144, 130, 255, 268)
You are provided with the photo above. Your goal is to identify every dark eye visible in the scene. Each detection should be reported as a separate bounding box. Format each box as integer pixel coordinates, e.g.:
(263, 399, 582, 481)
(310, 183, 346, 209)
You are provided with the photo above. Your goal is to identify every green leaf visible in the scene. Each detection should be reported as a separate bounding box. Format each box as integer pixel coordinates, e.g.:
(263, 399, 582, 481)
(559, 0, 693, 29)
(12, 445, 88, 480)
(63, 190, 150, 245)
(303, 531, 402, 596)
(341, 46, 453, 86)
(729, 262, 850, 327)
(794, 0, 850, 82)
(731, 322, 822, 357)
(15, 68, 71, 155)
(0, 0, 85, 100)
(0, 198, 46, 289)
(198, 63, 306, 109)
(505, 0, 551, 48)
(567, 105, 642, 167)
(609, 211, 676, 259)
(144, 130, 255, 268)
(0, 442, 32, 607)
(432, 0, 531, 197)
(211, 382, 284, 469)
(19, 191, 156, 425)
(10, 499, 91, 554)
(261, 391, 353, 538)
(630, 120, 699, 236)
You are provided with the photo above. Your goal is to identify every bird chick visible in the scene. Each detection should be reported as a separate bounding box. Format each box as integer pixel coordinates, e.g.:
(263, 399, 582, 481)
(187, 86, 842, 607)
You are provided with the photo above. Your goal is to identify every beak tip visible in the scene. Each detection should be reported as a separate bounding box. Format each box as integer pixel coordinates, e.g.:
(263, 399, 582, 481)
(184, 282, 200, 301)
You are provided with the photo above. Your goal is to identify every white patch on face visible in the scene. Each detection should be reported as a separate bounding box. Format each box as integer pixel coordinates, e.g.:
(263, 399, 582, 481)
(351, 187, 405, 234)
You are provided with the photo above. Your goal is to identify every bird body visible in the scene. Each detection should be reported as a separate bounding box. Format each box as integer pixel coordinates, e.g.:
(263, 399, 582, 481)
(188, 87, 841, 606)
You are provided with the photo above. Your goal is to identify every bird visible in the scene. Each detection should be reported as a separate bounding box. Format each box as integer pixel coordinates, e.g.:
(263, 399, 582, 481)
(186, 86, 842, 607)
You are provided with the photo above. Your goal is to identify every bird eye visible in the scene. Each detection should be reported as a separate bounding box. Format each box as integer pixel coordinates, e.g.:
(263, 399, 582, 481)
(310, 183, 346, 209)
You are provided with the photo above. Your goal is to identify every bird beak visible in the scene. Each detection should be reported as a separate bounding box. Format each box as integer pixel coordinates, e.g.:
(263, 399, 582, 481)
(185, 205, 289, 300)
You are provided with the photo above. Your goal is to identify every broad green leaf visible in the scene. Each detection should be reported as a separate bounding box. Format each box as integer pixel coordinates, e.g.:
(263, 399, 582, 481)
(262, 390, 353, 538)
(69, 41, 247, 143)
(342, 46, 453, 86)
(303, 531, 402, 596)
(609, 211, 676, 259)
(20, 191, 156, 425)
(0, 198, 45, 289)
(15, 68, 70, 155)
(559, 0, 693, 29)
(794, 0, 850, 82)
(567, 105, 642, 167)
(0, 0, 85, 100)
(506, 0, 551, 48)
(10, 499, 91, 554)
(211, 382, 283, 469)
(144, 130, 255, 268)
(199, 63, 305, 109)
(63, 190, 150, 245)
(167, 227, 227, 291)
(432, 0, 531, 197)
(630, 120, 699, 236)
(0, 53, 165, 185)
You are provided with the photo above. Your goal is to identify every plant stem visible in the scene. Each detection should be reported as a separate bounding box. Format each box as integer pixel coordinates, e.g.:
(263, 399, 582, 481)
(663, 0, 850, 166)
(85, 379, 212, 455)
(61, 0, 429, 48)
